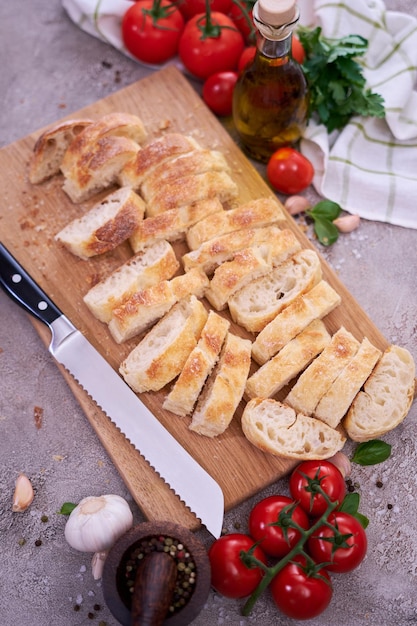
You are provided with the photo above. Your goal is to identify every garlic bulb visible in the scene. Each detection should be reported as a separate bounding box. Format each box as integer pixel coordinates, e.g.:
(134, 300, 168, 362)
(64, 494, 133, 553)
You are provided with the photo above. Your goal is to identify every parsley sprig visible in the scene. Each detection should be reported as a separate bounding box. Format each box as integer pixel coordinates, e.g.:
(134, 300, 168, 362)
(298, 27, 385, 133)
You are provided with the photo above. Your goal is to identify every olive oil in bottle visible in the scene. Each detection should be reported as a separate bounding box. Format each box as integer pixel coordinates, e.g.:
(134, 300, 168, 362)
(233, 0, 308, 162)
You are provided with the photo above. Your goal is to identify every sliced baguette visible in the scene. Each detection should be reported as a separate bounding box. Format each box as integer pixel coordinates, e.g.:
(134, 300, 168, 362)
(241, 398, 346, 460)
(189, 332, 252, 437)
(205, 231, 302, 311)
(83, 240, 179, 323)
(55, 186, 146, 259)
(108, 267, 209, 343)
(252, 280, 341, 365)
(284, 327, 361, 416)
(314, 337, 382, 428)
(186, 197, 287, 251)
(118, 133, 201, 189)
(129, 198, 224, 252)
(146, 170, 238, 216)
(29, 118, 93, 184)
(228, 248, 323, 333)
(245, 319, 331, 400)
(343, 345, 416, 441)
(163, 310, 230, 416)
(119, 296, 208, 393)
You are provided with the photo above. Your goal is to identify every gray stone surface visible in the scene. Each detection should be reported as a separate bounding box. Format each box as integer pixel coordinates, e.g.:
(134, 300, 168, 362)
(1, 1, 416, 625)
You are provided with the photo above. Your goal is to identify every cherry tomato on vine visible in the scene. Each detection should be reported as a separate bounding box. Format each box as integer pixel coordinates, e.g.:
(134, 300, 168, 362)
(178, 12, 245, 80)
(292, 35, 305, 64)
(266, 147, 314, 195)
(122, 0, 185, 65)
(270, 555, 333, 620)
(308, 511, 368, 573)
(249, 495, 309, 558)
(179, 0, 232, 21)
(289, 460, 346, 517)
(238, 46, 256, 72)
(202, 71, 238, 116)
(229, 0, 255, 43)
(208, 533, 267, 598)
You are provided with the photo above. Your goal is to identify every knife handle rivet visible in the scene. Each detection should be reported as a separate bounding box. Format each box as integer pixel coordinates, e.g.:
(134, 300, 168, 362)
(37, 300, 48, 311)
(11, 273, 22, 283)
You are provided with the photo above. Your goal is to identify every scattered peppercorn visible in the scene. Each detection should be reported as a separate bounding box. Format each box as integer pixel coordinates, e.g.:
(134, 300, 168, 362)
(34, 539, 42, 547)
(376, 480, 383, 488)
(41, 514, 49, 523)
(387, 503, 393, 510)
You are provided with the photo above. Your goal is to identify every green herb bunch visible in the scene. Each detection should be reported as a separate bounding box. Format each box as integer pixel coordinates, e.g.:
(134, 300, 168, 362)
(298, 27, 385, 133)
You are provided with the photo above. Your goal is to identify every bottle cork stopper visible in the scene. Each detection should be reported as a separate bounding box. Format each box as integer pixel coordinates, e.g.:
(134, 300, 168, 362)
(257, 0, 297, 26)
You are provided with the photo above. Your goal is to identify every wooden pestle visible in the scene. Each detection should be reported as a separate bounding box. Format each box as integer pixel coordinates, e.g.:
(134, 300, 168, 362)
(131, 551, 178, 626)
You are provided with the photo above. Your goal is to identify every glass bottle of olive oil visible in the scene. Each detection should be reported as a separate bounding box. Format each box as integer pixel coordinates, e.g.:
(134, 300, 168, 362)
(233, 0, 308, 162)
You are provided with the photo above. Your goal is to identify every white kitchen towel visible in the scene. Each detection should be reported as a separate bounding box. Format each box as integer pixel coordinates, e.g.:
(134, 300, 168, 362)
(63, 0, 417, 228)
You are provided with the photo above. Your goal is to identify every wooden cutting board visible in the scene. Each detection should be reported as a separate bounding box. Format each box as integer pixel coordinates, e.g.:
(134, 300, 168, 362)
(0, 65, 388, 531)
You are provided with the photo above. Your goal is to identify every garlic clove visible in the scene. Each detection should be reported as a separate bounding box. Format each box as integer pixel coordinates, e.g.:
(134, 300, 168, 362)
(284, 195, 311, 216)
(333, 214, 361, 233)
(327, 451, 352, 478)
(12, 473, 34, 512)
(91, 550, 108, 580)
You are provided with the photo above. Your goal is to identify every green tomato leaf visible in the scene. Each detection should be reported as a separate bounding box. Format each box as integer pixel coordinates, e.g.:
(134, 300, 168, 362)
(58, 502, 77, 515)
(351, 440, 392, 466)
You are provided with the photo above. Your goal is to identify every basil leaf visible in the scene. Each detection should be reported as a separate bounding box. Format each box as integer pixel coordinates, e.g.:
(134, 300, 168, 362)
(311, 216, 340, 246)
(351, 440, 392, 466)
(339, 492, 360, 515)
(307, 200, 342, 221)
(58, 502, 77, 515)
(355, 512, 370, 530)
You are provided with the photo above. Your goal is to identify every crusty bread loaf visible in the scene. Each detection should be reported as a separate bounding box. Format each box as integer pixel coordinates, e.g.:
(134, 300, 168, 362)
(314, 337, 382, 428)
(228, 248, 323, 333)
(186, 197, 287, 251)
(118, 133, 201, 189)
(29, 118, 93, 184)
(245, 319, 331, 400)
(163, 310, 230, 416)
(146, 170, 238, 217)
(343, 345, 415, 441)
(284, 327, 361, 416)
(205, 230, 301, 311)
(55, 186, 146, 259)
(182, 225, 284, 274)
(119, 296, 208, 393)
(252, 280, 341, 365)
(189, 332, 252, 437)
(129, 198, 224, 252)
(141, 150, 231, 202)
(108, 267, 209, 343)
(241, 398, 346, 460)
(83, 240, 179, 323)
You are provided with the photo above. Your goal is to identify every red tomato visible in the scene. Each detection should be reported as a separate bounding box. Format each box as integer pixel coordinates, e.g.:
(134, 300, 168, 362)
(179, 0, 232, 21)
(266, 147, 314, 195)
(179, 12, 245, 80)
(208, 533, 267, 598)
(202, 71, 238, 116)
(292, 35, 305, 64)
(308, 511, 368, 573)
(122, 0, 185, 65)
(270, 555, 333, 620)
(249, 495, 309, 558)
(238, 46, 256, 72)
(289, 460, 346, 517)
(229, 0, 255, 43)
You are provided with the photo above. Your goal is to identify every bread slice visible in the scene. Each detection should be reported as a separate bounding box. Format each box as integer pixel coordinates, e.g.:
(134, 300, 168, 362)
(284, 327, 361, 416)
(343, 345, 416, 441)
(186, 197, 287, 251)
(29, 118, 93, 184)
(141, 150, 231, 202)
(205, 230, 302, 311)
(55, 186, 146, 259)
(252, 280, 341, 365)
(189, 333, 252, 437)
(163, 310, 230, 416)
(108, 268, 209, 343)
(228, 249, 323, 333)
(182, 225, 284, 274)
(119, 296, 208, 393)
(83, 240, 179, 323)
(129, 198, 224, 252)
(61, 135, 141, 203)
(118, 133, 201, 189)
(146, 170, 238, 217)
(245, 319, 331, 400)
(241, 398, 346, 460)
(314, 337, 382, 428)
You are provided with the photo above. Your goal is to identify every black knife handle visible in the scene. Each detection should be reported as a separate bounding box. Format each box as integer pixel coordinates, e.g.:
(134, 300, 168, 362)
(0, 242, 62, 327)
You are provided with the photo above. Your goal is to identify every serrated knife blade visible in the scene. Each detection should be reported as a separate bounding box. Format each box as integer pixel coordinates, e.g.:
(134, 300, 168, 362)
(0, 242, 224, 537)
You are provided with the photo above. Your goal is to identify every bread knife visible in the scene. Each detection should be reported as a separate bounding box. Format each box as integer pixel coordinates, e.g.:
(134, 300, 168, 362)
(0, 242, 224, 537)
